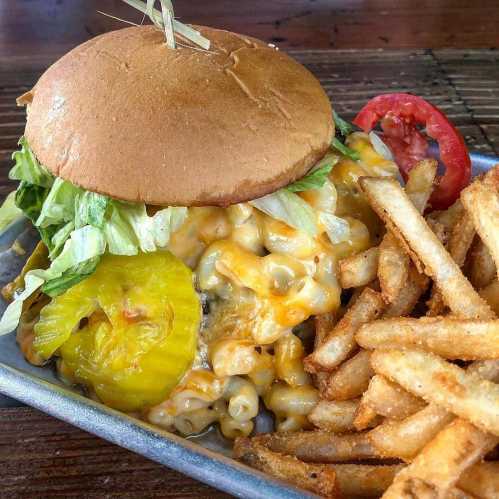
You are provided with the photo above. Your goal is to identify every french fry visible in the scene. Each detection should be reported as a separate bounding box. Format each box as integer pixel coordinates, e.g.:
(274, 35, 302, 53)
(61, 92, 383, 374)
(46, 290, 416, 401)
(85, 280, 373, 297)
(377, 159, 437, 305)
(324, 349, 373, 401)
(368, 404, 454, 460)
(468, 238, 496, 289)
(428, 199, 464, 232)
(382, 419, 497, 499)
(371, 349, 499, 437)
(461, 166, 499, 276)
(304, 288, 385, 373)
(339, 246, 379, 289)
(459, 461, 499, 499)
(383, 266, 429, 318)
(404, 158, 438, 213)
(353, 401, 379, 431)
(368, 360, 499, 460)
(357, 375, 425, 423)
(357, 317, 499, 360)
(479, 280, 499, 315)
(308, 399, 360, 433)
(427, 211, 476, 316)
(253, 431, 381, 463)
(314, 312, 336, 349)
(234, 437, 339, 497)
(378, 232, 409, 303)
(359, 177, 495, 320)
(331, 464, 402, 498)
(312, 312, 337, 393)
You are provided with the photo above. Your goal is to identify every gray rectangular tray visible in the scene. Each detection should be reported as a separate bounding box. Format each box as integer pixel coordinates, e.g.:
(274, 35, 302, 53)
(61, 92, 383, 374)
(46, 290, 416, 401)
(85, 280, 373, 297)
(0, 150, 496, 498)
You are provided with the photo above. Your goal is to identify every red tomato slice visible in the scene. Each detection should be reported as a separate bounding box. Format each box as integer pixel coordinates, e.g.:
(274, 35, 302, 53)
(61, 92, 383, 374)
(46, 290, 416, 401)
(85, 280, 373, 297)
(353, 93, 471, 209)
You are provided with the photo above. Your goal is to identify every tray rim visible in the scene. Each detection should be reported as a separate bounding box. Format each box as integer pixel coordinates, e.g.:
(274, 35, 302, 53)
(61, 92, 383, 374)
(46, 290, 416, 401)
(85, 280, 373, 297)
(0, 150, 497, 499)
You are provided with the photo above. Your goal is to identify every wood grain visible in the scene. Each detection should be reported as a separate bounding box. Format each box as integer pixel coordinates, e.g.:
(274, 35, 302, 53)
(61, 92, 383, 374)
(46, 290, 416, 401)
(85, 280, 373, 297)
(0, 407, 229, 498)
(1, 0, 499, 55)
(0, 47, 498, 497)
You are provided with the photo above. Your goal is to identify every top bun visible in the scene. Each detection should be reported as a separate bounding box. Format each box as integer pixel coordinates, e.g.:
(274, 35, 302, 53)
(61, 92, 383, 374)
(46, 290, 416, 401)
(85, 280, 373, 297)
(23, 26, 333, 206)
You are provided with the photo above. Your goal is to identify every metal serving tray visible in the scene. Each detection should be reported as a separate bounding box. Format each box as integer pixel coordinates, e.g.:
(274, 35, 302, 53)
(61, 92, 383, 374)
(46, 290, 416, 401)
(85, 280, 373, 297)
(0, 151, 497, 498)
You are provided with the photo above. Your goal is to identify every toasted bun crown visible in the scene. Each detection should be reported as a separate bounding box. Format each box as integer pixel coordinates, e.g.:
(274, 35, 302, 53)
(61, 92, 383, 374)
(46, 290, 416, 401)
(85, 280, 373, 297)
(24, 26, 333, 206)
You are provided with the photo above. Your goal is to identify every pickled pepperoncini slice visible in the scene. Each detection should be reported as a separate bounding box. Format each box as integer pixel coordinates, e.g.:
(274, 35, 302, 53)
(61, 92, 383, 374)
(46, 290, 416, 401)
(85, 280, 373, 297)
(33, 252, 201, 412)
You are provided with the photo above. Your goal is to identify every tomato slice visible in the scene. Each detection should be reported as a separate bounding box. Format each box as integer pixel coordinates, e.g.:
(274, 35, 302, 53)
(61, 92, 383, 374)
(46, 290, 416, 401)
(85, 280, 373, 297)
(353, 93, 471, 209)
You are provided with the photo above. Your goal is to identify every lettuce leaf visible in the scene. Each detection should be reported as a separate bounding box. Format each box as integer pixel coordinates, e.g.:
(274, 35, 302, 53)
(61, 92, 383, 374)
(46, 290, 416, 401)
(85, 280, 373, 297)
(331, 137, 360, 161)
(0, 191, 24, 234)
(286, 163, 334, 193)
(15, 181, 49, 225)
(0, 226, 106, 335)
(250, 190, 318, 237)
(74, 190, 109, 229)
(9, 137, 53, 188)
(41, 256, 100, 297)
(36, 177, 81, 228)
(333, 111, 356, 139)
(103, 204, 139, 256)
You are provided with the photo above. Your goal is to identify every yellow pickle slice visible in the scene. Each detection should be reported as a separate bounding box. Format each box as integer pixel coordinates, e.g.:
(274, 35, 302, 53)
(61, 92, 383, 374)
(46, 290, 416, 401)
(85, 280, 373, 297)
(34, 252, 201, 411)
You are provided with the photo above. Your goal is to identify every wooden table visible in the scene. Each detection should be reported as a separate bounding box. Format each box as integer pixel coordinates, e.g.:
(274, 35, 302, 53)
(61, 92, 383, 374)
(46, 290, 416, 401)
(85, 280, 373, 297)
(1, 2, 499, 496)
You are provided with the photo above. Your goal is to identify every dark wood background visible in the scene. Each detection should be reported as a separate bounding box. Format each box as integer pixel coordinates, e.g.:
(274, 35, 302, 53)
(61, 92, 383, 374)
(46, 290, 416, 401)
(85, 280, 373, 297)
(1, 1, 499, 497)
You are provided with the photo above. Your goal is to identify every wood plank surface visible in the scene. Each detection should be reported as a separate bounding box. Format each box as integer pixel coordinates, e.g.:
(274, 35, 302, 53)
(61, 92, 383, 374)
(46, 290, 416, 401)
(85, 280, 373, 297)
(2, 0, 499, 54)
(0, 46, 498, 498)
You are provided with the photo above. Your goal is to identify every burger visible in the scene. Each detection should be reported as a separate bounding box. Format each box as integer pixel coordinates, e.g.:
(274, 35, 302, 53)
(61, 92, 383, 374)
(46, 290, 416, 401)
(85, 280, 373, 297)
(0, 25, 400, 437)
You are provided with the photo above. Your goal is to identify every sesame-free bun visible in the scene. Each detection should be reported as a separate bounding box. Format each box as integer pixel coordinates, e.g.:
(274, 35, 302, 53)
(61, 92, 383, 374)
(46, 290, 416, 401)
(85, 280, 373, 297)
(23, 26, 333, 206)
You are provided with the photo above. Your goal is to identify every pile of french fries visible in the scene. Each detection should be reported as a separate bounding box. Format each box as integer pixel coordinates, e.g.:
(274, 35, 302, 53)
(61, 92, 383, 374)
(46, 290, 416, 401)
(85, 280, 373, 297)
(234, 162, 499, 498)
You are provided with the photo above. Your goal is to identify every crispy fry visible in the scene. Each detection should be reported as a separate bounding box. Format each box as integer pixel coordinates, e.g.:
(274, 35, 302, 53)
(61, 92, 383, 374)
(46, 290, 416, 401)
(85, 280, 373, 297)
(430, 199, 465, 231)
(357, 375, 425, 422)
(468, 238, 496, 289)
(459, 461, 499, 499)
(378, 232, 409, 303)
(359, 177, 495, 320)
(427, 211, 476, 316)
(479, 279, 499, 315)
(369, 360, 499, 460)
(324, 349, 373, 401)
(383, 266, 429, 318)
(234, 437, 339, 497)
(314, 312, 337, 349)
(357, 317, 499, 360)
(461, 166, 499, 277)
(382, 419, 497, 499)
(353, 401, 379, 431)
(253, 431, 381, 463)
(312, 312, 337, 393)
(368, 404, 454, 460)
(304, 288, 385, 373)
(308, 399, 360, 433)
(371, 349, 499, 437)
(339, 246, 379, 289)
(404, 158, 438, 213)
(377, 160, 437, 305)
(332, 464, 402, 498)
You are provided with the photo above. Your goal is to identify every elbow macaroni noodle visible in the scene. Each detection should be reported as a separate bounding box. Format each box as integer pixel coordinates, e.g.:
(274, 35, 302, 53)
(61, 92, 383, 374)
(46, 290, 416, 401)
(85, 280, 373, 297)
(147, 133, 398, 438)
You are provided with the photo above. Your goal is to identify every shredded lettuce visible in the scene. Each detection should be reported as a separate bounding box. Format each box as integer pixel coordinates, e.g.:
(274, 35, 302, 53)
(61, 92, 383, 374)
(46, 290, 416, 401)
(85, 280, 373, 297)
(103, 205, 139, 256)
(250, 190, 318, 237)
(286, 163, 334, 193)
(0, 226, 106, 335)
(331, 137, 360, 162)
(333, 110, 355, 139)
(0, 139, 190, 335)
(36, 177, 81, 228)
(49, 221, 75, 259)
(74, 190, 109, 229)
(9, 137, 53, 188)
(0, 191, 24, 234)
